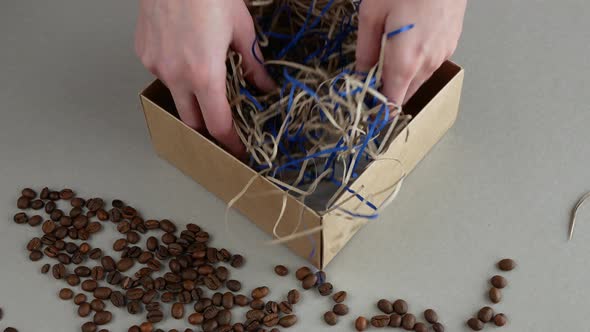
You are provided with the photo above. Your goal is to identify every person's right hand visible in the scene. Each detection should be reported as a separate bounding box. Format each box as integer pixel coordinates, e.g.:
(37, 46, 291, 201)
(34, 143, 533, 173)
(135, 0, 275, 158)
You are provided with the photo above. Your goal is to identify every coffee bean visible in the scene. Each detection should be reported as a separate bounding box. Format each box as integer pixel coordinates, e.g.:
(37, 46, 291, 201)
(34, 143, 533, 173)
(287, 289, 300, 304)
(41, 263, 50, 274)
(302, 273, 317, 290)
(29, 250, 43, 261)
(78, 302, 92, 317)
(126, 288, 144, 301)
(58, 189, 74, 200)
(22, 188, 37, 199)
(63, 242, 77, 254)
(91, 267, 105, 280)
(87, 198, 104, 212)
(497, 258, 516, 271)
(389, 313, 402, 327)
(142, 289, 158, 304)
(52, 263, 66, 279)
(188, 312, 204, 325)
(467, 318, 484, 331)
(355, 316, 368, 331)
(265, 301, 279, 314)
(74, 293, 87, 305)
(329, 303, 348, 317)
(81, 280, 98, 292)
(377, 299, 394, 314)
(477, 306, 494, 323)
(234, 294, 249, 307)
(230, 254, 244, 268)
(145, 219, 160, 230)
(93, 311, 112, 325)
(401, 313, 416, 330)
(491, 275, 508, 288)
(393, 299, 408, 315)
(81, 321, 98, 332)
(94, 287, 112, 300)
(126, 231, 140, 244)
(222, 292, 234, 309)
(17, 196, 31, 209)
(318, 282, 333, 296)
(273, 265, 289, 276)
(162, 233, 177, 245)
(320, 311, 337, 326)
(424, 308, 438, 323)
(203, 319, 218, 331)
(197, 264, 214, 275)
(50, 209, 64, 221)
(263, 312, 279, 327)
(371, 314, 390, 327)
(48, 191, 60, 200)
(493, 313, 507, 326)
(90, 299, 105, 312)
(58, 253, 72, 265)
(433, 322, 445, 332)
(279, 301, 293, 315)
(28, 215, 43, 226)
(127, 300, 142, 315)
(414, 322, 428, 332)
(59, 288, 74, 300)
(31, 199, 44, 210)
(13, 212, 28, 224)
(75, 266, 91, 277)
(217, 309, 232, 325)
(330, 291, 346, 304)
(44, 201, 56, 214)
(86, 222, 102, 234)
(89, 248, 103, 260)
(27, 237, 42, 251)
(250, 299, 265, 310)
(113, 239, 128, 252)
(40, 187, 50, 199)
(128, 326, 140, 332)
(295, 267, 311, 280)
(101, 256, 116, 272)
(489, 287, 502, 303)
(171, 302, 184, 319)
(252, 286, 269, 299)
(161, 292, 175, 303)
(279, 314, 297, 328)
(226, 279, 241, 292)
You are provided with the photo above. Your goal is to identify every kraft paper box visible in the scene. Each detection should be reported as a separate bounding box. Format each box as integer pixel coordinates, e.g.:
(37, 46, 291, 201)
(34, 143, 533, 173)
(140, 61, 464, 269)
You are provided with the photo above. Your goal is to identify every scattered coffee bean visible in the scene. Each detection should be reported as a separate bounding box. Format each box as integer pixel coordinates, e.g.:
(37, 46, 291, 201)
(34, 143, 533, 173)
(287, 289, 300, 304)
(274, 265, 289, 276)
(401, 313, 416, 330)
(414, 322, 428, 332)
(59, 288, 74, 300)
(188, 312, 204, 325)
(497, 258, 516, 271)
(371, 314, 390, 327)
(295, 267, 311, 280)
(81, 322, 97, 332)
(389, 313, 402, 327)
(17, 196, 31, 209)
(478, 306, 494, 323)
(489, 287, 502, 303)
(424, 308, 438, 323)
(493, 313, 507, 326)
(324, 311, 338, 326)
(377, 299, 394, 314)
(491, 275, 508, 289)
(93, 311, 112, 325)
(333, 303, 349, 316)
(278, 314, 297, 327)
(74, 293, 87, 305)
(78, 302, 92, 317)
(332, 291, 347, 303)
(393, 299, 408, 315)
(467, 318, 484, 331)
(90, 299, 106, 312)
(41, 263, 50, 274)
(318, 282, 333, 296)
(251, 286, 269, 299)
(302, 273, 318, 290)
(432, 322, 445, 332)
(171, 302, 184, 319)
(355, 316, 368, 331)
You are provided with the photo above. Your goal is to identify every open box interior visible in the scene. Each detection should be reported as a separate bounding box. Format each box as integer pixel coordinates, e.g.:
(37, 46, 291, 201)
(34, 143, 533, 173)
(140, 61, 463, 268)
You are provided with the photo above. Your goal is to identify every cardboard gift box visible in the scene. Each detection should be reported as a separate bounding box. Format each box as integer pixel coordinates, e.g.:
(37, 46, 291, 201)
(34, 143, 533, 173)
(140, 61, 464, 269)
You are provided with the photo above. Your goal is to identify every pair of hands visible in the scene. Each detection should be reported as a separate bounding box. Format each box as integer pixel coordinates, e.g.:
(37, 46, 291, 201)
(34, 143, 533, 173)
(135, 0, 467, 157)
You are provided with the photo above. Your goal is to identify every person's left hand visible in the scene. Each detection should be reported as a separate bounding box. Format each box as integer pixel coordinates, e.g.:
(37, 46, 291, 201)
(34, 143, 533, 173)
(355, 0, 467, 105)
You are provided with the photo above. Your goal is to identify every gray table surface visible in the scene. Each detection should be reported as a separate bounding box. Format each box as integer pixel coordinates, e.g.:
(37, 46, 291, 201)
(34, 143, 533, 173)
(1, 1, 589, 331)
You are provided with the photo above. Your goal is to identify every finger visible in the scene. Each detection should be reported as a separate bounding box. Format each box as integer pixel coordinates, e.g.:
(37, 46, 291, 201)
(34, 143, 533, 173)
(194, 62, 246, 159)
(232, 10, 276, 93)
(355, 5, 386, 72)
(381, 19, 421, 105)
(169, 87, 205, 132)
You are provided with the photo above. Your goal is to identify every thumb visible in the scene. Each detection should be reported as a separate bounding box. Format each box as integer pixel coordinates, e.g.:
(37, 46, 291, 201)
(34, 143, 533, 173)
(231, 11, 276, 93)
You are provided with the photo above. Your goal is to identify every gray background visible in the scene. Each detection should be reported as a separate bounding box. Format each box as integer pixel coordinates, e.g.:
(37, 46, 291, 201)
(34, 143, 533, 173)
(0, 1, 587, 331)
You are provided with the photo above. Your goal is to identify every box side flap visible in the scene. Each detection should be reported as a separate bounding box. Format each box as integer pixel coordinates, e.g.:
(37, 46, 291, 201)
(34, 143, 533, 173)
(321, 61, 464, 268)
(140, 81, 323, 268)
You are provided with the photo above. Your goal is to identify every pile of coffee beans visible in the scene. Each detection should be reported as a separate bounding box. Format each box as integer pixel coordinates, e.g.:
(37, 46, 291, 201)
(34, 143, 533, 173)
(13, 187, 304, 332)
(466, 258, 516, 330)
(354, 299, 443, 331)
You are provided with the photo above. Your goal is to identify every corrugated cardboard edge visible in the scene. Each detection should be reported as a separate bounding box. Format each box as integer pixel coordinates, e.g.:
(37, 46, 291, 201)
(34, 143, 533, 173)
(321, 62, 464, 268)
(139, 81, 324, 268)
